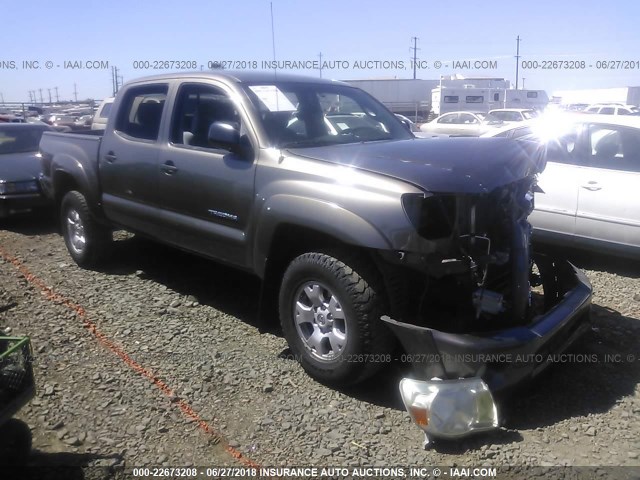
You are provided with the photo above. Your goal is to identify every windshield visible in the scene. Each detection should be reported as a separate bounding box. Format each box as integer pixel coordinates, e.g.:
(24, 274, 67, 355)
(242, 82, 413, 147)
(0, 126, 48, 154)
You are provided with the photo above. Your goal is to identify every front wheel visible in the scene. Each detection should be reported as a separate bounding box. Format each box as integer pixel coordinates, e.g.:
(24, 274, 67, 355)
(279, 251, 394, 385)
(60, 191, 110, 268)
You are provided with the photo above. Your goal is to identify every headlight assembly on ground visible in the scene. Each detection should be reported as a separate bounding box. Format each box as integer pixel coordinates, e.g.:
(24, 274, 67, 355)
(399, 377, 499, 445)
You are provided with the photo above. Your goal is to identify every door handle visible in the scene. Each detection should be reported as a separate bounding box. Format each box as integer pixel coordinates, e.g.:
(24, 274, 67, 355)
(161, 161, 178, 175)
(581, 181, 601, 191)
(104, 152, 117, 163)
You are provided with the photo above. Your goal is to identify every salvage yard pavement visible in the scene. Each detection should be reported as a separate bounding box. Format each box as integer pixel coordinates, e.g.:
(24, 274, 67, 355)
(0, 214, 638, 479)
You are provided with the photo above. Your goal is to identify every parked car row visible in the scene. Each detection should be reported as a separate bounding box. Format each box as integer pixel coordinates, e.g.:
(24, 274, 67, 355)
(0, 123, 51, 218)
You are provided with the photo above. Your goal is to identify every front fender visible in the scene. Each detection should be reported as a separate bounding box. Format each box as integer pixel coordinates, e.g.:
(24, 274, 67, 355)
(252, 194, 392, 277)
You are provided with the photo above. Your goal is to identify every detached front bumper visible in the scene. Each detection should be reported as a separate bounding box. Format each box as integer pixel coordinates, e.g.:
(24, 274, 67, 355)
(382, 258, 592, 442)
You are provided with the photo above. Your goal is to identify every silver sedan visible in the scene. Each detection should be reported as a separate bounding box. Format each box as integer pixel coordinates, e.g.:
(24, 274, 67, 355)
(483, 114, 640, 257)
(419, 111, 503, 137)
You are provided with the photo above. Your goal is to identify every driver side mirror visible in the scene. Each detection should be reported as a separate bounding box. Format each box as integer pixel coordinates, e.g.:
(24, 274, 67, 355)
(208, 122, 240, 152)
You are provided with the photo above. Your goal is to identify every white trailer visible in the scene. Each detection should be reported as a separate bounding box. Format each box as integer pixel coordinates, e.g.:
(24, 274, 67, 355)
(431, 86, 548, 115)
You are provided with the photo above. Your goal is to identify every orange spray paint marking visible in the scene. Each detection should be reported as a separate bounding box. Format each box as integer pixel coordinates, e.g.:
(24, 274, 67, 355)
(0, 246, 261, 469)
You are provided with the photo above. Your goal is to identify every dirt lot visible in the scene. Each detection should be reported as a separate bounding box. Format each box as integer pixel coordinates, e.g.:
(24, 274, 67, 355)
(0, 213, 639, 479)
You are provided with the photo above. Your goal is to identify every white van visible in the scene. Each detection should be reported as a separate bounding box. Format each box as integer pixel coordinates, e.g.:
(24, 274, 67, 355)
(91, 97, 115, 130)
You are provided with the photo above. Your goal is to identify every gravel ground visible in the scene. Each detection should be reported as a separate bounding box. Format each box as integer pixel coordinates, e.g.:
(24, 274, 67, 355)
(0, 213, 638, 479)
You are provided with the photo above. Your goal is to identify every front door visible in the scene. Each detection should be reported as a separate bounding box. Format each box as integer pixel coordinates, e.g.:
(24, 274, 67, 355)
(157, 82, 257, 267)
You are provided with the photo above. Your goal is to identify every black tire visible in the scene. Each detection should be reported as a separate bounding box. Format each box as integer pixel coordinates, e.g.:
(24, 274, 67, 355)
(279, 251, 394, 385)
(60, 191, 110, 268)
(0, 419, 32, 465)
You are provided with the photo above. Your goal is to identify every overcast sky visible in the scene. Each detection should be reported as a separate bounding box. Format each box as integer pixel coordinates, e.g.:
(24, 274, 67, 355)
(1, 0, 639, 102)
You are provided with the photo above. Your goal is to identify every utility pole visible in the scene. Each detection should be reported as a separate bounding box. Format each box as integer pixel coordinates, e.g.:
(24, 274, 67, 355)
(410, 37, 420, 80)
(111, 66, 121, 94)
(522, 78, 526, 89)
(39, 89, 43, 103)
(73, 83, 78, 102)
(318, 52, 323, 78)
(0, 92, 4, 103)
(515, 35, 521, 90)
(54, 87, 59, 103)
(48, 88, 52, 104)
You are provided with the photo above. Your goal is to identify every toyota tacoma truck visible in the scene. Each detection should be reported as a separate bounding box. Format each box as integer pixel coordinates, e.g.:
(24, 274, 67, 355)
(39, 72, 592, 444)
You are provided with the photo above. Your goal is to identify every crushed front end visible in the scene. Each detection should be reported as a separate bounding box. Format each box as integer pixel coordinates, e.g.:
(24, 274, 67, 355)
(376, 172, 592, 445)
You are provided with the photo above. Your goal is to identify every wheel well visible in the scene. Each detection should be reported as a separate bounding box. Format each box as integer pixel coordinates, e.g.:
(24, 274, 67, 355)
(53, 172, 80, 208)
(258, 223, 377, 326)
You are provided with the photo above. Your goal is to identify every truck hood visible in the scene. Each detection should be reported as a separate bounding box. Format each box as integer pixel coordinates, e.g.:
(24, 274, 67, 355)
(288, 137, 545, 194)
(0, 152, 42, 182)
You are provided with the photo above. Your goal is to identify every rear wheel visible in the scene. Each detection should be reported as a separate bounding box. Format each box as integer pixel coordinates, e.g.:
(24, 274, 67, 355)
(279, 251, 394, 385)
(60, 191, 110, 268)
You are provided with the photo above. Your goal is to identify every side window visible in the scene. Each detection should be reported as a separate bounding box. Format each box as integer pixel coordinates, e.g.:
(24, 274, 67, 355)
(617, 107, 630, 115)
(599, 107, 615, 115)
(458, 113, 478, 124)
(545, 124, 581, 165)
(437, 114, 457, 124)
(443, 96, 459, 104)
(465, 96, 484, 104)
(99, 102, 112, 119)
(493, 93, 500, 101)
(170, 84, 240, 148)
(115, 84, 167, 141)
(588, 125, 640, 172)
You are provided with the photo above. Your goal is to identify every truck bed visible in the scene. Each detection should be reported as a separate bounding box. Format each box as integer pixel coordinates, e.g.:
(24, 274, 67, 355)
(38, 130, 104, 207)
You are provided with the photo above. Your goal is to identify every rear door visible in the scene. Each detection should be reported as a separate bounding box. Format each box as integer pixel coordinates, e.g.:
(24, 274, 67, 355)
(574, 123, 640, 249)
(100, 83, 170, 234)
(157, 81, 257, 267)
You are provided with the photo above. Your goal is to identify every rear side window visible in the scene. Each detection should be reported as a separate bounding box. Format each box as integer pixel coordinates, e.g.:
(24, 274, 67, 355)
(443, 96, 459, 103)
(465, 96, 484, 104)
(115, 84, 168, 141)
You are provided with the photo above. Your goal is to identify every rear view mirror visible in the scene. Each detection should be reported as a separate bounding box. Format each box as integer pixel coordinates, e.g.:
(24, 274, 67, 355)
(208, 122, 240, 152)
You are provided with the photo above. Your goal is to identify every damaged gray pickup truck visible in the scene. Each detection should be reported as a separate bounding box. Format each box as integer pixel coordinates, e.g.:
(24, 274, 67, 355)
(38, 72, 592, 444)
